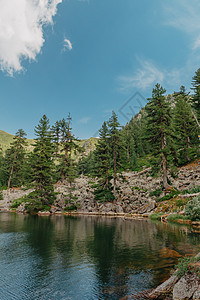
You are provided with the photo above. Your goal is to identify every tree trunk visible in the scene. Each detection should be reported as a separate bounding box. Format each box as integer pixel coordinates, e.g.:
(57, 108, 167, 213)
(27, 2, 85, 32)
(113, 139, 116, 191)
(8, 152, 17, 189)
(161, 133, 168, 189)
(7, 163, 14, 189)
(162, 152, 168, 189)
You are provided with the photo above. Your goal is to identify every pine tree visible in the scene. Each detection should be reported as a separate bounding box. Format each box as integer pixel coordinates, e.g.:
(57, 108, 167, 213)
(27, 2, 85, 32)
(94, 122, 115, 202)
(59, 113, 80, 181)
(173, 95, 199, 164)
(0, 145, 6, 187)
(5, 129, 27, 188)
(51, 120, 61, 158)
(28, 115, 56, 212)
(192, 68, 200, 118)
(120, 124, 137, 170)
(145, 84, 174, 189)
(108, 111, 121, 190)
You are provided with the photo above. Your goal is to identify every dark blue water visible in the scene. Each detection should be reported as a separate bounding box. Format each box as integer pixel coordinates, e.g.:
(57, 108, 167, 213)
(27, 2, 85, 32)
(0, 213, 199, 300)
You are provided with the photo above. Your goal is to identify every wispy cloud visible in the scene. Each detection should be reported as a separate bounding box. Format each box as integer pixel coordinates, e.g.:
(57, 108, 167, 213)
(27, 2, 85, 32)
(0, 0, 62, 76)
(118, 58, 181, 92)
(119, 60, 164, 91)
(79, 117, 90, 124)
(163, 0, 200, 50)
(63, 38, 72, 51)
(119, 1, 200, 93)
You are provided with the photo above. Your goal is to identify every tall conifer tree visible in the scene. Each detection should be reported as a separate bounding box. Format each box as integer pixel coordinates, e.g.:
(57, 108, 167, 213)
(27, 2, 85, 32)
(5, 129, 27, 188)
(108, 111, 121, 190)
(192, 68, 200, 118)
(173, 95, 199, 164)
(29, 115, 55, 211)
(145, 84, 174, 189)
(94, 121, 115, 202)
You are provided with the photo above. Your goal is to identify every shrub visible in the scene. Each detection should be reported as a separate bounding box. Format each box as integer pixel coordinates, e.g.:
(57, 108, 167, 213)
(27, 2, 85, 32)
(167, 214, 187, 222)
(149, 189, 162, 197)
(24, 191, 51, 214)
(182, 185, 200, 195)
(25, 200, 50, 214)
(157, 190, 180, 202)
(149, 213, 163, 221)
(185, 196, 200, 221)
(175, 198, 187, 207)
(0, 191, 3, 200)
(64, 205, 78, 211)
(11, 195, 30, 208)
(0, 186, 7, 191)
(175, 256, 200, 278)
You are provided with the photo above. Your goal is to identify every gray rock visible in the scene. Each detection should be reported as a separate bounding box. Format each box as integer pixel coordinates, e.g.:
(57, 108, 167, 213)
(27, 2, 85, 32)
(149, 274, 179, 299)
(193, 287, 200, 299)
(173, 274, 200, 300)
(115, 205, 123, 213)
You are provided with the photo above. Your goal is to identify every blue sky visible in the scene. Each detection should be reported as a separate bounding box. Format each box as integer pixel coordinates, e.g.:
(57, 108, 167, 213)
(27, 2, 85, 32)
(0, 0, 200, 139)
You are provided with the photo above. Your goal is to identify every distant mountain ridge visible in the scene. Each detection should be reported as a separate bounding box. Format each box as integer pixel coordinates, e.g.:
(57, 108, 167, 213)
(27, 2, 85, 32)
(0, 130, 15, 151)
(0, 129, 98, 154)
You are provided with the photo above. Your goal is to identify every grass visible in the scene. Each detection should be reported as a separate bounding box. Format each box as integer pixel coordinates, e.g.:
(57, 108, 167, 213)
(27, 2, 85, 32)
(167, 214, 188, 222)
(149, 213, 163, 221)
(0, 129, 35, 152)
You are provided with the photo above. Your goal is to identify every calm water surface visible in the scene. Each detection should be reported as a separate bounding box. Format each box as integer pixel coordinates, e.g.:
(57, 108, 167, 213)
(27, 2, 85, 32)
(0, 213, 199, 300)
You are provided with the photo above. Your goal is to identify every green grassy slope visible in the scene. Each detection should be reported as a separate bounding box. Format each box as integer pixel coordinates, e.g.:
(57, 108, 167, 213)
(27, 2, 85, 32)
(0, 130, 98, 155)
(0, 130, 14, 151)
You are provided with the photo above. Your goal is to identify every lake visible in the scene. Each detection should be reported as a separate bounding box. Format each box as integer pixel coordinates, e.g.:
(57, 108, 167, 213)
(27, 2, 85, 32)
(0, 213, 199, 299)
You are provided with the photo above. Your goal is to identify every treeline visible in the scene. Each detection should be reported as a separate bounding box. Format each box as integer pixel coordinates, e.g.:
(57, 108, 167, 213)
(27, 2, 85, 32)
(0, 114, 81, 212)
(0, 69, 200, 211)
(78, 69, 200, 200)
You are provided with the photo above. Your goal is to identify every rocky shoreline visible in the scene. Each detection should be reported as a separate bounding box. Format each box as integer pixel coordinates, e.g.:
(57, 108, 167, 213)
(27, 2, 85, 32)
(1, 161, 200, 216)
(1, 163, 200, 299)
(147, 253, 200, 300)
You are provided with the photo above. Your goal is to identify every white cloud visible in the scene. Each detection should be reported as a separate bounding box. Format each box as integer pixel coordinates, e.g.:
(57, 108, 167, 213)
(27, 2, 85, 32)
(163, 0, 200, 50)
(0, 0, 62, 76)
(119, 59, 164, 91)
(63, 38, 72, 51)
(118, 58, 181, 92)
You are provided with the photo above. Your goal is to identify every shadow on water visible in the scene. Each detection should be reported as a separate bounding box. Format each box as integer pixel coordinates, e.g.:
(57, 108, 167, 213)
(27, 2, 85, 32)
(0, 213, 199, 299)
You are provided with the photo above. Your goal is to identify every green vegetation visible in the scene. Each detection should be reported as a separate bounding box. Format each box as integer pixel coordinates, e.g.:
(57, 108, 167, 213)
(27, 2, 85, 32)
(157, 190, 180, 202)
(145, 84, 175, 189)
(149, 213, 163, 221)
(182, 185, 200, 194)
(167, 214, 188, 222)
(175, 256, 200, 279)
(185, 196, 200, 221)
(0, 130, 14, 151)
(149, 189, 162, 197)
(1, 67, 200, 213)
(11, 195, 29, 208)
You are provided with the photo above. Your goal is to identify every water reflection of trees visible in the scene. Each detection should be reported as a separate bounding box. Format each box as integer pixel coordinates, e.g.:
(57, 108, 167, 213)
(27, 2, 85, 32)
(0, 213, 200, 298)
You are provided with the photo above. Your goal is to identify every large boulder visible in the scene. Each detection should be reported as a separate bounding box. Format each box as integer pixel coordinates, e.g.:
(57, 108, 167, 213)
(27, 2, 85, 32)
(173, 274, 200, 300)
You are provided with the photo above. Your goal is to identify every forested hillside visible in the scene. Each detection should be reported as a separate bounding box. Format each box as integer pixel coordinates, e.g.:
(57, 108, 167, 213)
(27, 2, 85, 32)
(1, 68, 200, 213)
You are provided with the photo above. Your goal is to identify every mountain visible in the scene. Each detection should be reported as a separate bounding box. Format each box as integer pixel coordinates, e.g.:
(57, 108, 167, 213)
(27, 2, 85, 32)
(0, 130, 35, 152)
(0, 130, 98, 154)
(0, 130, 15, 151)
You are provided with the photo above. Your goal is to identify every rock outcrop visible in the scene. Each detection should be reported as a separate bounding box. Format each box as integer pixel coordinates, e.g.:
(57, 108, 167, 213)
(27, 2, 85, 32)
(1, 161, 200, 214)
(149, 253, 200, 300)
